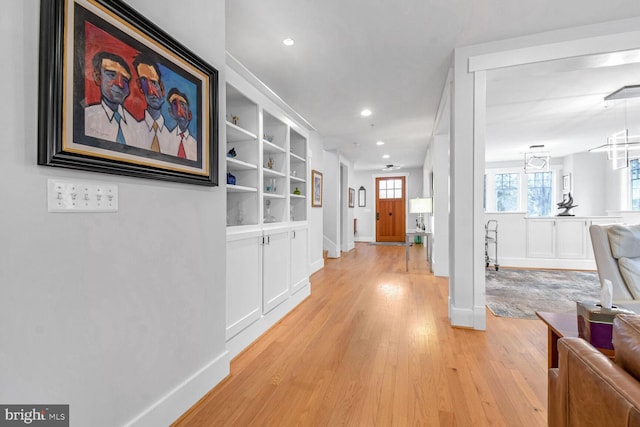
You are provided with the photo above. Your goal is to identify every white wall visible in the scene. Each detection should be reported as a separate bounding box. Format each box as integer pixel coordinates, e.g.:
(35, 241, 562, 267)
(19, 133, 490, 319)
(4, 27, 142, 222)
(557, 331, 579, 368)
(309, 131, 325, 273)
(353, 171, 375, 241)
(323, 150, 340, 257)
(0, 1, 228, 426)
(432, 132, 450, 277)
(568, 152, 608, 216)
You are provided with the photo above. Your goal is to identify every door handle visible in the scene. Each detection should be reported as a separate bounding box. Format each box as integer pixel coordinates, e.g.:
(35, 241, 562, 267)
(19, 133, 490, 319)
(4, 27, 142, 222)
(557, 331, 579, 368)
(388, 212, 392, 216)
(376, 212, 380, 220)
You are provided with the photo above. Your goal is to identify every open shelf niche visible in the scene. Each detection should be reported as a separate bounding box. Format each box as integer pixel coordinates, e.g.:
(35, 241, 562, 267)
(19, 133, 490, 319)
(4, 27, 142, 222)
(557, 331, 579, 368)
(289, 128, 307, 222)
(226, 83, 258, 226)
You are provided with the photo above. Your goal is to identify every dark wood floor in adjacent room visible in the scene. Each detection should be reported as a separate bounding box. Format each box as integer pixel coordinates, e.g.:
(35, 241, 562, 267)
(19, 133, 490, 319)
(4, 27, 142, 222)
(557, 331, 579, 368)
(173, 242, 548, 426)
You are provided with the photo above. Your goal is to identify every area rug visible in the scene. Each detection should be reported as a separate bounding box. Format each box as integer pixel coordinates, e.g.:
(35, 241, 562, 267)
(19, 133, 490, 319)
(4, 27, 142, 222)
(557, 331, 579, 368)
(485, 268, 601, 319)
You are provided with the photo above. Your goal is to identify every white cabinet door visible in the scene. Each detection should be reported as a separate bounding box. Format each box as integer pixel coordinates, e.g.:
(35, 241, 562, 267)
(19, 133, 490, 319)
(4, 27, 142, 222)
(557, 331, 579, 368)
(226, 230, 263, 340)
(263, 229, 290, 313)
(290, 227, 309, 293)
(556, 220, 587, 258)
(526, 219, 555, 258)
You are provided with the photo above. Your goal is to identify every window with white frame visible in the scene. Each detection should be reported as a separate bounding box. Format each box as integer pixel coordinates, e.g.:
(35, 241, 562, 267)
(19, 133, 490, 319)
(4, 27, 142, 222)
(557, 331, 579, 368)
(485, 168, 557, 214)
(631, 158, 640, 211)
(495, 173, 519, 212)
(527, 171, 553, 216)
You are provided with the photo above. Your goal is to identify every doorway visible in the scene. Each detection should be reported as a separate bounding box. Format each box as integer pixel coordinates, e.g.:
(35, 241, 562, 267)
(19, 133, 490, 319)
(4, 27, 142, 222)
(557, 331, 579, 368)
(375, 176, 406, 242)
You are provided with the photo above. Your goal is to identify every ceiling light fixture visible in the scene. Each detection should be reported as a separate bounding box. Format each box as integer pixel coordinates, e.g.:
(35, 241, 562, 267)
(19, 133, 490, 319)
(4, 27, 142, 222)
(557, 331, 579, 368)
(382, 164, 401, 171)
(589, 129, 640, 169)
(588, 86, 640, 169)
(604, 84, 640, 101)
(382, 154, 390, 159)
(360, 109, 372, 117)
(376, 141, 384, 146)
(524, 145, 550, 173)
(282, 38, 295, 46)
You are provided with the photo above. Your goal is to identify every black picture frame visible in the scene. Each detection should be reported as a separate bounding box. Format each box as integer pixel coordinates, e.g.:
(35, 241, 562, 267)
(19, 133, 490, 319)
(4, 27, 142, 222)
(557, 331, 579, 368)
(38, 0, 218, 186)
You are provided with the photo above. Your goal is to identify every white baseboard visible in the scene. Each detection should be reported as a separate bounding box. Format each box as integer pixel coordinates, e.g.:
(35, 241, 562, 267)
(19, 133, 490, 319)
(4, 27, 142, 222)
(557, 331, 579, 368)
(124, 351, 230, 427)
(226, 283, 311, 360)
(494, 257, 596, 270)
(310, 257, 324, 274)
(450, 304, 486, 330)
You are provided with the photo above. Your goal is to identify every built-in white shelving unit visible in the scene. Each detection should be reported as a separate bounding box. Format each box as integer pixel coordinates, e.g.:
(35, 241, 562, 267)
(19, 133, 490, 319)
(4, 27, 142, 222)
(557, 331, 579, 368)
(225, 60, 311, 359)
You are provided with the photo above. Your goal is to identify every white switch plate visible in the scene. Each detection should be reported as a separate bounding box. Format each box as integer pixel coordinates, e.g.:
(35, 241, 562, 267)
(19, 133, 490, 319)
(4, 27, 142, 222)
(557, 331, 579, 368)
(48, 179, 118, 213)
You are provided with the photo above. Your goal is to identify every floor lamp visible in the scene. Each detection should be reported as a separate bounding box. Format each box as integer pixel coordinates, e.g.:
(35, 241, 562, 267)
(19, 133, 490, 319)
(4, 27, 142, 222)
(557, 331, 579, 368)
(409, 197, 432, 232)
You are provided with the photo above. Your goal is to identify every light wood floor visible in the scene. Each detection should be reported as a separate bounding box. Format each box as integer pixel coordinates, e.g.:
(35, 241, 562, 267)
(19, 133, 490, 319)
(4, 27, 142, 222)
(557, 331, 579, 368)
(174, 243, 549, 426)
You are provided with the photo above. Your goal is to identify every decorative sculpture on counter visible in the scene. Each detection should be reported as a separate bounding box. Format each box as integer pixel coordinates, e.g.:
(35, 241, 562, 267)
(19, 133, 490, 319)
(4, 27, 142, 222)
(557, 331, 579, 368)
(227, 147, 237, 158)
(556, 192, 578, 216)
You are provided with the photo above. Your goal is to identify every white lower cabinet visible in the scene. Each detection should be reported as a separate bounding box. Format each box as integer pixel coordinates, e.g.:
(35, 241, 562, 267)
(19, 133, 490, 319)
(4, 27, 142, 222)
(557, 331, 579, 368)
(526, 217, 619, 260)
(262, 228, 291, 313)
(225, 225, 309, 356)
(556, 219, 587, 258)
(526, 219, 556, 258)
(290, 226, 309, 294)
(226, 229, 263, 341)
(527, 218, 586, 258)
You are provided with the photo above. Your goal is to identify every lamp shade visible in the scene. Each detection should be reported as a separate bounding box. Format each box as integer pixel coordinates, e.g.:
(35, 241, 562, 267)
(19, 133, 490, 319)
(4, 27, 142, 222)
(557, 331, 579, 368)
(409, 197, 432, 214)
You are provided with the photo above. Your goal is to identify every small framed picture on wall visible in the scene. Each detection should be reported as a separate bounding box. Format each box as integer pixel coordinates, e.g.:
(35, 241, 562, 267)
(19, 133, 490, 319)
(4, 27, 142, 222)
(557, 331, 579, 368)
(311, 170, 323, 207)
(562, 174, 571, 193)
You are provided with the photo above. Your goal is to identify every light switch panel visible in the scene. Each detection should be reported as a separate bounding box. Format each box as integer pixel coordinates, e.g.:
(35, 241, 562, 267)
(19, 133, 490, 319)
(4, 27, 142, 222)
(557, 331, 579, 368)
(48, 179, 118, 213)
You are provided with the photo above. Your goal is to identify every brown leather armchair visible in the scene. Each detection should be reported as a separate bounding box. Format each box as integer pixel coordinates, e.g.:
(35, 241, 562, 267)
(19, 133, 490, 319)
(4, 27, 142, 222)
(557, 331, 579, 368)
(549, 314, 640, 426)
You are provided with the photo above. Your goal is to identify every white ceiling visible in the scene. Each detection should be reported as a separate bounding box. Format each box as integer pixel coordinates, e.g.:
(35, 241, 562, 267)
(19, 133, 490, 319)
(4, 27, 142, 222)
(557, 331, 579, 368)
(486, 51, 640, 164)
(226, 1, 640, 171)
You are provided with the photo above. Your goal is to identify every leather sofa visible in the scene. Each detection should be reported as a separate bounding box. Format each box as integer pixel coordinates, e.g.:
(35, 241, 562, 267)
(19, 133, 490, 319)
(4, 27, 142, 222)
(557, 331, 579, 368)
(548, 314, 640, 426)
(590, 224, 640, 300)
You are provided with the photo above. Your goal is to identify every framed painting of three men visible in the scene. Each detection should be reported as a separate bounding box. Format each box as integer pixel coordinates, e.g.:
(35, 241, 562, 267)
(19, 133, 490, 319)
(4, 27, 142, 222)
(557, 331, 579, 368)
(38, 0, 218, 186)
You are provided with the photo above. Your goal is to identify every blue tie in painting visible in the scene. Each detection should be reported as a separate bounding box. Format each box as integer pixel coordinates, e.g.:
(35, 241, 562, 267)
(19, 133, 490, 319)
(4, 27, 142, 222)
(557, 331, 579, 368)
(113, 110, 125, 144)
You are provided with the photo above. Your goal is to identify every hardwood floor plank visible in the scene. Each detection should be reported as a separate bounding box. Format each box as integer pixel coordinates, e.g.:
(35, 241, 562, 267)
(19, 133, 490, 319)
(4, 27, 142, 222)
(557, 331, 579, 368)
(173, 243, 548, 426)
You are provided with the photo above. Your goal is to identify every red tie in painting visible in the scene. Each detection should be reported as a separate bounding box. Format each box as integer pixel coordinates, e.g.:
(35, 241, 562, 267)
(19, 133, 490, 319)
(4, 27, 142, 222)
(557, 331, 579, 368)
(178, 132, 186, 159)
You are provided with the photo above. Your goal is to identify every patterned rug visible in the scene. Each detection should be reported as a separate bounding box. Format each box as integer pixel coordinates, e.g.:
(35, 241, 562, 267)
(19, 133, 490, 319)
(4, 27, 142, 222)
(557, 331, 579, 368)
(485, 268, 600, 319)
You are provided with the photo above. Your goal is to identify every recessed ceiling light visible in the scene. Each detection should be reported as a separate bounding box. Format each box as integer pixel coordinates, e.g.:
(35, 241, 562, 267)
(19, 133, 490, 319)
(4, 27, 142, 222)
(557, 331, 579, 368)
(283, 38, 295, 46)
(382, 154, 390, 159)
(360, 109, 372, 117)
(376, 141, 385, 146)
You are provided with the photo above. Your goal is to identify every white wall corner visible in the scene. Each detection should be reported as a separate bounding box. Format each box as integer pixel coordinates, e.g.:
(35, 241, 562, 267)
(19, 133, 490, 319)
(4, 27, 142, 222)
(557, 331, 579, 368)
(323, 236, 340, 258)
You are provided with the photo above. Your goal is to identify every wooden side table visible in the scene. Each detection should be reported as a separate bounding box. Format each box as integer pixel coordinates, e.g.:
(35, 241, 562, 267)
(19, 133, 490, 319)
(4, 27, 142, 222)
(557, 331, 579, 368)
(536, 311, 615, 368)
(536, 311, 577, 369)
